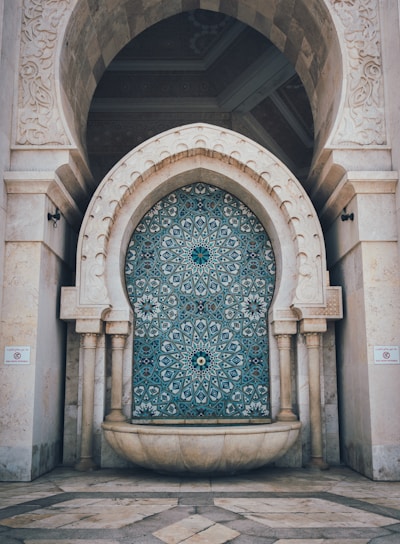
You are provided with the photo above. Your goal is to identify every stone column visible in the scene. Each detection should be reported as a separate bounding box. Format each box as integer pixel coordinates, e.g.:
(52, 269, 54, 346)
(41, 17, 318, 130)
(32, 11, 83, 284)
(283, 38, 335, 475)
(272, 321, 298, 422)
(2, 171, 83, 480)
(276, 334, 297, 421)
(106, 334, 128, 422)
(75, 333, 98, 471)
(320, 172, 400, 479)
(304, 331, 328, 469)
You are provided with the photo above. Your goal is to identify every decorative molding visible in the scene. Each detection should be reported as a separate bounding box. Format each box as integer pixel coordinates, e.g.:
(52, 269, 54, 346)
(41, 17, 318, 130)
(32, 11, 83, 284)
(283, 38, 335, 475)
(76, 124, 327, 309)
(330, 0, 386, 145)
(320, 170, 397, 224)
(16, 0, 72, 145)
(299, 287, 343, 320)
(4, 170, 83, 226)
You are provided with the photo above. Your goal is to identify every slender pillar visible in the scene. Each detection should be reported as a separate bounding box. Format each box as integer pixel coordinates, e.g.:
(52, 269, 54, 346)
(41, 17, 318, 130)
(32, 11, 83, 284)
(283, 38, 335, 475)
(106, 334, 128, 422)
(305, 332, 328, 469)
(276, 334, 297, 421)
(75, 333, 98, 471)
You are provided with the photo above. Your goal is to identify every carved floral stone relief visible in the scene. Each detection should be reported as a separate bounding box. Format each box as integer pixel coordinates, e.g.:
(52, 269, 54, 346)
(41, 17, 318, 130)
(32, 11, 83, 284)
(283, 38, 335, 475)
(16, 0, 72, 145)
(15, 0, 386, 149)
(330, 0, 386, 145)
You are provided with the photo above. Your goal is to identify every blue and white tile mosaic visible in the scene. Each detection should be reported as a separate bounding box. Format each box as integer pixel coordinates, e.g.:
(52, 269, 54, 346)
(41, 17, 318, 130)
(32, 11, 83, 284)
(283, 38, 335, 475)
(125, 183, 276, 421)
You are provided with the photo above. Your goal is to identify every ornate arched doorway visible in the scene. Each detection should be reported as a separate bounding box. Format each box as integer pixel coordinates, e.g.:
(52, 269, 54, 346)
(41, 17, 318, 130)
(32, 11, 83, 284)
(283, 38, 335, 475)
(1, 0, 394, 482)
(61, 123, 342, 472)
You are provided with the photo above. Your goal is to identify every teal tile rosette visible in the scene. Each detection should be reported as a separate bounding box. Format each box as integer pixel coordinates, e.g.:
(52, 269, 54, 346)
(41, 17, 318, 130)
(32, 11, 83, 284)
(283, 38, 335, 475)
(125, 183, 276, 421)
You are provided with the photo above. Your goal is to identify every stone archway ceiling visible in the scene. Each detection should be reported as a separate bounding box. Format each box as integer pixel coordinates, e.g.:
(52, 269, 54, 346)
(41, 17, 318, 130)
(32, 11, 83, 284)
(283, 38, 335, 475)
(86, 10, 314, 184)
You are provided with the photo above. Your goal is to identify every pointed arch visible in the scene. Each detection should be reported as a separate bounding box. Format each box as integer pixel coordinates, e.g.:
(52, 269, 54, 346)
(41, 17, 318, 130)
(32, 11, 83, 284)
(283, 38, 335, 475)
(61, 124, 339, 327)
(57, 0, 343, 167)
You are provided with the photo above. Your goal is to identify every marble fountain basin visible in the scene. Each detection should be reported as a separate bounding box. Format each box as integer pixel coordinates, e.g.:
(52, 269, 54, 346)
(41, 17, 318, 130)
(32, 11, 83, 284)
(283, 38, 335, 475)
(102, 420, 301, 473)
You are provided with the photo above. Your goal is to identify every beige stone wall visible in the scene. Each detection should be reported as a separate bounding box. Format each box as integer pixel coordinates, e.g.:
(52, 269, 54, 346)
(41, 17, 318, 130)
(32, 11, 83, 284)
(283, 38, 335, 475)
(380, 0, 400, 266)
(0, 0, 24, 480)
(0, 185, 76, 479)
(0, 0, 22, 351)
(327, 177, 400, 480)
(0, 0, 399, 480)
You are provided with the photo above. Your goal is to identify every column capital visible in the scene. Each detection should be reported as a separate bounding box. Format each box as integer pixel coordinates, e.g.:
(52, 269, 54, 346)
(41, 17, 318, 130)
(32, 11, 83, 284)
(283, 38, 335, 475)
(319, 169, 397, 226)
(76, 317, 104, 335)
(299, 318, 327, 334)
(80, 332, 99, 349)
(4, 168, 84, 227)
(304, 332, 321, 349)
(110, 334, 128, 350)
(271, 319, 297, 336)
(105, 319, 131, 336)
(276, 334, 292, 350)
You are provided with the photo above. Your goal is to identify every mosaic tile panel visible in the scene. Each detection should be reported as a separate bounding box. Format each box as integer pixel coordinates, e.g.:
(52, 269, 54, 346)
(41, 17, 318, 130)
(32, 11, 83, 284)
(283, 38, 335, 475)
(125, 183, 276, 421)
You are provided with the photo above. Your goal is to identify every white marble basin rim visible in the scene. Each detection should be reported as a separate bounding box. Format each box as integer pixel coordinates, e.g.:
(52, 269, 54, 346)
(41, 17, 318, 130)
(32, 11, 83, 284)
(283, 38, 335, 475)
(102, 420, 301, 473)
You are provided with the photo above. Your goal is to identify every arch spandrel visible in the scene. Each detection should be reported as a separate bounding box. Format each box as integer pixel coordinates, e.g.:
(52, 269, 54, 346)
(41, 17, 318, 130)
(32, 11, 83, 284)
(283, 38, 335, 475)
(13, 3, 340, 156)
(15, 0, 388, 214)
(59, 0, 343, 159)
(328, 0, 386, 147)
(64, 124, 336, 328)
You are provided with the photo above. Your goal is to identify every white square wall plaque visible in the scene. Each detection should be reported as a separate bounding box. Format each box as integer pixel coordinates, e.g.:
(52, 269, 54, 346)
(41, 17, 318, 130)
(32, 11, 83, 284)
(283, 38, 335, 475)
(4, 346, 31, 365)
(374, 346, 400, 365)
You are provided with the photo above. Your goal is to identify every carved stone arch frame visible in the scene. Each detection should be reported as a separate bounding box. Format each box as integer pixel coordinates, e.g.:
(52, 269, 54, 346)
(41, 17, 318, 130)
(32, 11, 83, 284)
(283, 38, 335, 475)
(65, 123, 329, 319)
(61, 124, 342, 469)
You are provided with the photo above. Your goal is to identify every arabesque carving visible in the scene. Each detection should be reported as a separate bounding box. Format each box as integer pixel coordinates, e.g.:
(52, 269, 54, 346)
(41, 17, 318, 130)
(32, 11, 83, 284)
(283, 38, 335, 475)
(16, 0, 385, 151)
(16, 0, 72, 145)
(77, 124, 326, 309)
(330, 0, 386, 145)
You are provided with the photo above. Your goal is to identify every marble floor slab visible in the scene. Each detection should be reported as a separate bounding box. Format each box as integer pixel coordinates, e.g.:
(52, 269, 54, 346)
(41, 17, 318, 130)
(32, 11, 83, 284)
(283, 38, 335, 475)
(0, 465, 399, 543)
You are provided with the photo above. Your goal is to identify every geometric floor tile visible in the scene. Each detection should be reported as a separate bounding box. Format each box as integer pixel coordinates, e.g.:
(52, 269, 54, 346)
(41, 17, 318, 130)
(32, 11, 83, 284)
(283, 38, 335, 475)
(363, 498, 400, 509)
(153, 514, 240, 544)
(276, 541, 370, 543)
(0, 492, 60, 509)
(214, 497, 399, 529)
(1, 466, 400, 543)
(0, 497, 177, 530)
(24, 541, 121, 544)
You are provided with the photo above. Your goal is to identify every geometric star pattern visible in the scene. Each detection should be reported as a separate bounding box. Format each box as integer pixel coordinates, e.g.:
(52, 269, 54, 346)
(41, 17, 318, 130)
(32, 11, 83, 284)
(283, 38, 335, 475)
(125, 182, 276, 421)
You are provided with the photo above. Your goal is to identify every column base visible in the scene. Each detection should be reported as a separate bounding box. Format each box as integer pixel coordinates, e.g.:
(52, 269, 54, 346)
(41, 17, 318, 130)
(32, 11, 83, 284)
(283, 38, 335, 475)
(105, 410, 127, 422)
(75, 457, 98, 471)
(306, 457, 330, 470)
(277, 409, 297, 422)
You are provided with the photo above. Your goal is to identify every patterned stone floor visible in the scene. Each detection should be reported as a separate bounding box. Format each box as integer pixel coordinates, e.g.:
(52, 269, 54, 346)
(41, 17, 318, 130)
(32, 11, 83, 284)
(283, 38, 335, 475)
(0, 465, 399, 543)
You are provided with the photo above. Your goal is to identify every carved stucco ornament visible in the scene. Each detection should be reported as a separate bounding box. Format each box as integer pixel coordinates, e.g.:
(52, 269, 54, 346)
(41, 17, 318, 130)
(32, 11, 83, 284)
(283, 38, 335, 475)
(16, 0, 386, 150)
(16, 0, 72, 146)
(76, 124, 326, 310)
(330, 0, 386, 145)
